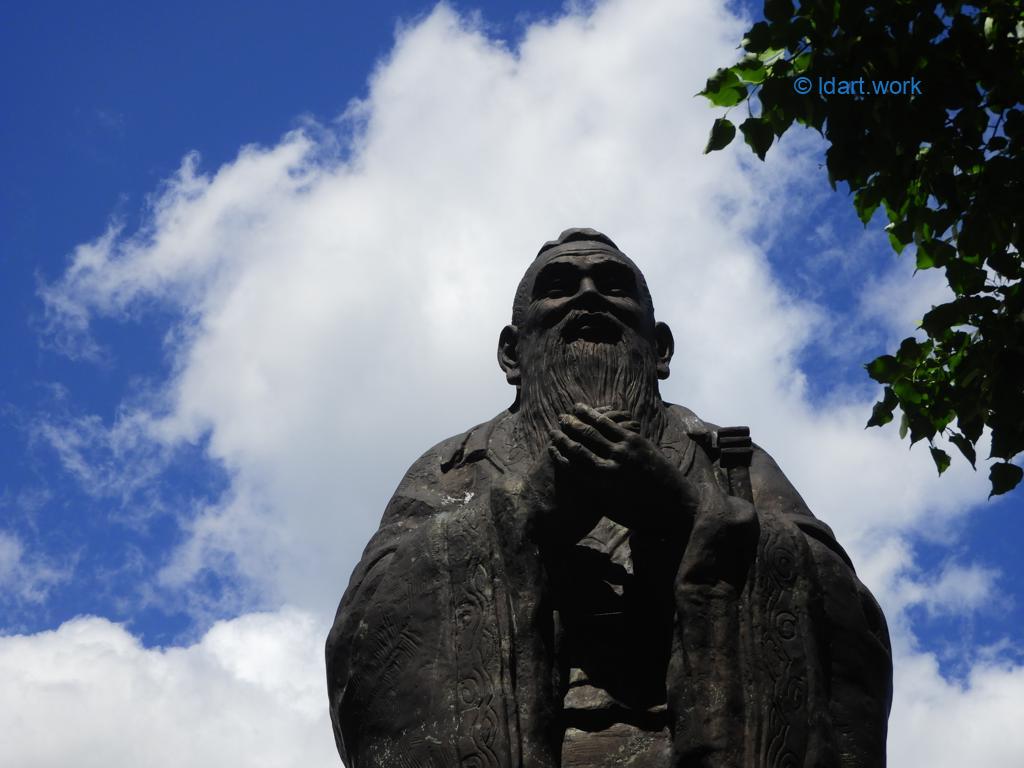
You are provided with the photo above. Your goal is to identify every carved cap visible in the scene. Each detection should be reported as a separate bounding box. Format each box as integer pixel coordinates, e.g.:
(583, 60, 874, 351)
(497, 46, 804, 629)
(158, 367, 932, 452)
(537, 227, 620, 256)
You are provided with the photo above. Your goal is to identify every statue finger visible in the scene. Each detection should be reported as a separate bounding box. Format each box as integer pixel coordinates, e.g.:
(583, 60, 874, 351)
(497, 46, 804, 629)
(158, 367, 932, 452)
(548, 444, 571, 468)
(599, 411, 641, 434)
(595, 407, 638, 425)
(599, 410, 634, 422)
(558, 413, 617, 457)
(572, 402, 632, 442)
(551, 429, 616, 470)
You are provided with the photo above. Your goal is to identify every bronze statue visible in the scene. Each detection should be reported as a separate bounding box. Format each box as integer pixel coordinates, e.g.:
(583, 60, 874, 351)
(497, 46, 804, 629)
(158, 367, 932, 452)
(326, 229, 892, 767)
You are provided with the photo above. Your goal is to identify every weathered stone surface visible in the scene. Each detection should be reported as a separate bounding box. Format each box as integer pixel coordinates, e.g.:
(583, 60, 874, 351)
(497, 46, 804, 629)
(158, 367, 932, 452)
(326, 228, 892, 766)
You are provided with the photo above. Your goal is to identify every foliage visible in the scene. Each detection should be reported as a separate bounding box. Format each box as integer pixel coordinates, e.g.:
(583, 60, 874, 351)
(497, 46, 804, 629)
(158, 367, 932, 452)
(701, 1, 1024, 496)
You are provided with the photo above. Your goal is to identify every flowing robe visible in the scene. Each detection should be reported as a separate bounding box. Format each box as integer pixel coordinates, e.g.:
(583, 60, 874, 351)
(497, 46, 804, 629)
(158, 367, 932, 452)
(326, 403, 892, 767)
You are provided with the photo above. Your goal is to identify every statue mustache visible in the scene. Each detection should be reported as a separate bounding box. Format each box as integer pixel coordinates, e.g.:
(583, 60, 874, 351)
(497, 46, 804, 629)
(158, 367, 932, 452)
(556, 307, 627, 341)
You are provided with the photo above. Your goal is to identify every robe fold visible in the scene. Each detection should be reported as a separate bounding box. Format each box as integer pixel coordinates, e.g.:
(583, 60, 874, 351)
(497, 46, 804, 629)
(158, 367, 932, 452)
(326, 403, 892, 767)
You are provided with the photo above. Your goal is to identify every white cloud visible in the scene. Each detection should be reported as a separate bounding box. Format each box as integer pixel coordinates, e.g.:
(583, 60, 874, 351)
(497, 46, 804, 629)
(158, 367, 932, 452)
(889, 652, 1024, 767)
(894, 560, 1003, 617)
(3, 611, 1021, 768)
(34, 410, 167, 507)
(27, 1, 1024, 766)
(858, 252, 954, 347)
(0, 609, 335, 768)
(0, 531, 69, 606)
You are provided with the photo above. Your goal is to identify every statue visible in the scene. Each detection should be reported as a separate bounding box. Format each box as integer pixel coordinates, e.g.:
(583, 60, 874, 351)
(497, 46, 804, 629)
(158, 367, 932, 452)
(326, 229, 892, 767)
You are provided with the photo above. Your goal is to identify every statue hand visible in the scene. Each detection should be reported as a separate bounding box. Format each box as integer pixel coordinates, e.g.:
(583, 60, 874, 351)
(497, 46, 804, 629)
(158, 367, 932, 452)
(678, 495, 759, 590)
(550, 402, 698, 538)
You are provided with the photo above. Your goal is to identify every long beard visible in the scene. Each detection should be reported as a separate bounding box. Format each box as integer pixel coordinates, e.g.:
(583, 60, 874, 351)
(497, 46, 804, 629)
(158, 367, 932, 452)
(517, 317, 666, 458)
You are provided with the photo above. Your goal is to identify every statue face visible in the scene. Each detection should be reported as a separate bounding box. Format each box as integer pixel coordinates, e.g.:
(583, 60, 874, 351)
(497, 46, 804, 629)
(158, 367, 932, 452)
(501, 246, 675, 393)
(519, 250, 655, 346)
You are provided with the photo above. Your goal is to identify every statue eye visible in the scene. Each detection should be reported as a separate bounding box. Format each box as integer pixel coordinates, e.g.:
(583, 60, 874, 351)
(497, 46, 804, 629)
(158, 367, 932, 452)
(532, 264, 580, 301)
(593, 262, 637, 298)
(596, 279, 631, 298)
(543, 278, 573, 297)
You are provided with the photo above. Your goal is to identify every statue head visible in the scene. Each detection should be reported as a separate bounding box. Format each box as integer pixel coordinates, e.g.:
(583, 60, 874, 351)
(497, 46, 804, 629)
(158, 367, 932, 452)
(498, 228, 674, 451)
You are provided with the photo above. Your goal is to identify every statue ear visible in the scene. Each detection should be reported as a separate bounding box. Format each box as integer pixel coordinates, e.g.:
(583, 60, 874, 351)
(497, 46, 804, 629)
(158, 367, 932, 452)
(655, 321, 674, 380)
(498, 325, 521, 386)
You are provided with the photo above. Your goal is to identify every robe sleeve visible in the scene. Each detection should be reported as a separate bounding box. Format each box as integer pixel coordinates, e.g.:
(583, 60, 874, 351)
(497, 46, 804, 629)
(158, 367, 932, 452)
(325, 419, 519, 768)
(324, 443, 458, 767)
(751, 444, 893, 766)
(670, 437, 892, 767)
(670, 441, 761, 766)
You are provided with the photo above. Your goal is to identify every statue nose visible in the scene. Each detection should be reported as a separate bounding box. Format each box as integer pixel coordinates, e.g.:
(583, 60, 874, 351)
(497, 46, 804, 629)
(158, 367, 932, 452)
(575, 276, 599, 297)
(570, 277, 611, 311)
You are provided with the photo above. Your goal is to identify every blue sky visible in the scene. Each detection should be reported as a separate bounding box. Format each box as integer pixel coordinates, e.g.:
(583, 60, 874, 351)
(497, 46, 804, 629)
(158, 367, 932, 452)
(2, 2, 1022, 766)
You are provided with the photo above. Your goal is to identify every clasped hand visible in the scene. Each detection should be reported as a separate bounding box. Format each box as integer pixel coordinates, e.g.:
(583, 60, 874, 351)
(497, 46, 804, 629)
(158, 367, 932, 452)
(544, 402, 698, 538)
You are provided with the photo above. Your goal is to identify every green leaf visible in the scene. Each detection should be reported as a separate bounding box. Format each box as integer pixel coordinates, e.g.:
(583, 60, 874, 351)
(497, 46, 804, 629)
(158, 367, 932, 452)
(989, 411, 1024, 460)
(733, 56, 767, 84)
(757, 47, 785, 63)
(1005, 109, 1023, 139)
(885, 230, 906, 254)
(906, 410, 937, 445)
(920, 297, 999, 336)
(898, 337, 931, 363)
(988, 250, 1022, 279)
(893, 379, 922, 404)
(918, 239, 956, 268)
(784, 16, 814, 48)
(949, 433, 977, 469)
(885, 220, 914, 253)
(770, 58, 792, 78)
(989, 462, 1023, 497)
(960, 412, 984, 443)
(921, 302, 959, 336)
(739, 117, 774, 160)
(704, 118, 737, 153)
(945, 260, 987, 296)
(988, 136, 1008, 151)
(899, 412, 909, 440)
(762, 105, 792, 137)
(742, 22, 772, 53)
(866, 387, 899, 427)
(700, 68, 746, 107)
(854, 184, 882, 225)
(930, 446, 951, 475)
(930, 408, 956, 433)
(866, 355, 901, 383)
(915, 247, 934, 270)
(765, 0, 794, 23)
